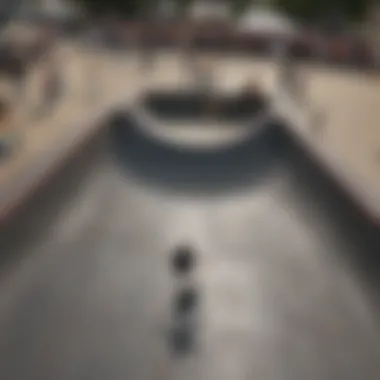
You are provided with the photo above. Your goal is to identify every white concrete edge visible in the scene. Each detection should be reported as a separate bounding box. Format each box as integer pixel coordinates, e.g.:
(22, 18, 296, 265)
(272, 87, 380, 223)
(129, 96, 274, 150)
(0, 101, 118, 216)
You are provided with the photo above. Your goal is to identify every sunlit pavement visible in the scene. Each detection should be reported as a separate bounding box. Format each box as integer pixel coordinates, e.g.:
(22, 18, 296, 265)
(0, 35, 380, 380)
(1, 43, 380, 212)
(68, 48, 380, 197)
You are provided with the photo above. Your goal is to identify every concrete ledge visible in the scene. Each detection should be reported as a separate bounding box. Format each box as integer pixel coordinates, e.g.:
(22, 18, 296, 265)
(0, 104, 117, 225)
(272, 87, 380, 226)
(129, 95, 273, 152)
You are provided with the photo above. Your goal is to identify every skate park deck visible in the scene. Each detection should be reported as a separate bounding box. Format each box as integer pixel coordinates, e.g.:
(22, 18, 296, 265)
(0, 45, 379, 379)
(0, 101, 379, 379)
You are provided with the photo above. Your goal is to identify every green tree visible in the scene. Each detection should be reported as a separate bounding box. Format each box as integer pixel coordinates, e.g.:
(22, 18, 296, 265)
(68, 0, 157, 17)
(276, 0, 370, 22)
(229, 0, 251, 16)
(70, 0, 372, 21)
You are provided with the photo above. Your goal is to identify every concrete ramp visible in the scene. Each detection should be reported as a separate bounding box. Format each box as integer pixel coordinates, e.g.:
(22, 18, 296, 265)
(0, 115, 379, 380)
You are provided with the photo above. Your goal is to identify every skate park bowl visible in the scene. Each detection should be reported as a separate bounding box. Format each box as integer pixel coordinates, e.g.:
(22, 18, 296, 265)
(142, 89, 268, 122)
(0, 105, 380, 379)
(130, 88, 271, 151)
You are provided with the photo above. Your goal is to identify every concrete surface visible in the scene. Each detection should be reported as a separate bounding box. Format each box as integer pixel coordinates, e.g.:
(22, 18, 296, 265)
(1, 47, 380, 216)
(0, 121, 379, 380)
(0, 43, 139, 212)
(272, 64, 380, 217)
(68, 50, 380, 200)
(304, 65, 380, 190)
(0, 41, 379, 380)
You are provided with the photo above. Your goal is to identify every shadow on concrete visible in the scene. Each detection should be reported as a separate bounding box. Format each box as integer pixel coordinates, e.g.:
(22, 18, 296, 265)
(0, 132, 108, 276)
(0, 109, 379, 379)
(109, 111, 281, 195)
(270, 128, 380, 295)
(141, 90, 269, 123)
(109, 112, 380, 295)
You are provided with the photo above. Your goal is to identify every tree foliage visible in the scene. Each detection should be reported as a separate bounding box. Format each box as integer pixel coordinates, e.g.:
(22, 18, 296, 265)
(69, 0, 156, 17)
(69, 0, 371, 22)
(276, 0, 369, 23)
